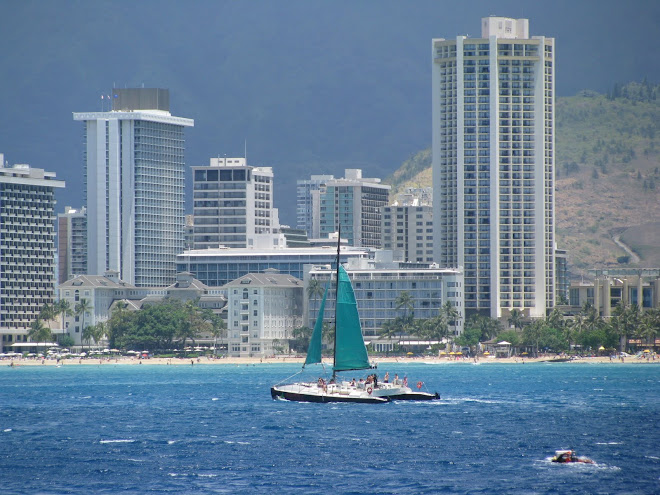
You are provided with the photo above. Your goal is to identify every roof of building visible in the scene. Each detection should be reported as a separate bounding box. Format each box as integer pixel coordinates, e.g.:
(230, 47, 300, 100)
(224, 271, 303, 289)
(179, 245, 371, 258)
(58, 275, 135, 289)
(165, 273, 209, 291)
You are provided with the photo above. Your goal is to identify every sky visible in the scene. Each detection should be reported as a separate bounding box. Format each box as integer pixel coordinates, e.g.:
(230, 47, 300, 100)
(0, 0, 658, 224)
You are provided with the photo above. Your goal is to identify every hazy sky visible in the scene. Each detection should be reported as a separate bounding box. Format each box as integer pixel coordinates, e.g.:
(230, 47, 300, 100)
(1, 0, 658, 223)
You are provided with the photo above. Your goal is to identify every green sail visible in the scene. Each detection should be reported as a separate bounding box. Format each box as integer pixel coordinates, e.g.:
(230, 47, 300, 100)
(304, 287, 327, 366)
(333, 265, 371, 372)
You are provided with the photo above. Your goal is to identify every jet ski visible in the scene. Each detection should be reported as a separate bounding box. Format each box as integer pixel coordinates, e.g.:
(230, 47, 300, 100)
(551, 450, 594, 464)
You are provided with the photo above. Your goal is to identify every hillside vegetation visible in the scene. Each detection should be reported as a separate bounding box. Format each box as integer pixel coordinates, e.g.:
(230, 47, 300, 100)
(386, 81, 660, 275)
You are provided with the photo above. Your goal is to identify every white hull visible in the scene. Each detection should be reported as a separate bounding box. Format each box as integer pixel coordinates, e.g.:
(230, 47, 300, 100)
(271, 380, 439, 403)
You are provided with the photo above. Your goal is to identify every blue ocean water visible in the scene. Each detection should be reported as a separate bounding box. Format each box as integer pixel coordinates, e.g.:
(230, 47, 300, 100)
(0, 362, 658, 494)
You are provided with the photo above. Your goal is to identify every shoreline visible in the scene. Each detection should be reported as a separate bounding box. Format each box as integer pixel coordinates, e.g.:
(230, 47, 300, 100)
(3, 354, 658, 367)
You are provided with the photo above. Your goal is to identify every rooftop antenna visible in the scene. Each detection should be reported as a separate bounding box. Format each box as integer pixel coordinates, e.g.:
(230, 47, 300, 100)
(244, 139, 247, 165)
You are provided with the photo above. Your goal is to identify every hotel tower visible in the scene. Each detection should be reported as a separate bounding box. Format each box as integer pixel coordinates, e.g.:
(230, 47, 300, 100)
(74, 88, 194, 287)
(432, 17, 555, 318)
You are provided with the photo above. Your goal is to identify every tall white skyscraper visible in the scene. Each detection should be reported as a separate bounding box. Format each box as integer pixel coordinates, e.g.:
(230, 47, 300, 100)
(432, 17, 555, 318)
(74, 88, 194, 287)
(0, 155, 65, 350)
(192, 157, 282, 249)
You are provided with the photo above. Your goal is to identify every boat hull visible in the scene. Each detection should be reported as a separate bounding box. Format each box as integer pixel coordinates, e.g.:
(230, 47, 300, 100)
(271, 386, 389, 404)
(382, 391, 440, 401)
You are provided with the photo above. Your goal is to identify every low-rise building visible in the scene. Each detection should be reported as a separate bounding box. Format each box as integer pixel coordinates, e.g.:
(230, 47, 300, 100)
(224, 269, 303, 357)
(57, 272, 227, 347)
(177, 245, 372, 287)
(567, 268, 660, 316)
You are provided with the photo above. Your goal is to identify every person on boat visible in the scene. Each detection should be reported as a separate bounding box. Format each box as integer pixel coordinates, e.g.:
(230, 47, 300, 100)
(350, 378, 356, 387)
(372, 374, 378, 388)
(384, 372, 390, 383)
(403, 375, 408, 387)
(552, 450, 593, 464)
(393, 374, 400, 385)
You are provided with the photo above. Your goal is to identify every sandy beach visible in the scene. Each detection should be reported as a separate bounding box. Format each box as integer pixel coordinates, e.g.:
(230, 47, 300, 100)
(4, 354, 658, 367)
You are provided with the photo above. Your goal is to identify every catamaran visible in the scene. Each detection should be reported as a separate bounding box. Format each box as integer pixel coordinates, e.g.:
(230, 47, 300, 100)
(270, 232, 439, 403)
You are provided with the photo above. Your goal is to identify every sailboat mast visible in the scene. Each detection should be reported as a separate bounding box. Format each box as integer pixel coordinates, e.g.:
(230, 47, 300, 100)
(333, 224, 341, 376)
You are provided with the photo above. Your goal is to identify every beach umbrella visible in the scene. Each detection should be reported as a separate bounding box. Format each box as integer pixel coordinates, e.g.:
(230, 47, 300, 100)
(643, 349, 651, 353)
(483, 351, 490, 355)
(407, 352, 414, 356)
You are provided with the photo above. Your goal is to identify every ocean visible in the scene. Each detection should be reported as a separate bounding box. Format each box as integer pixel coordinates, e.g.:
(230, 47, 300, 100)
(0, 362, 658, 494)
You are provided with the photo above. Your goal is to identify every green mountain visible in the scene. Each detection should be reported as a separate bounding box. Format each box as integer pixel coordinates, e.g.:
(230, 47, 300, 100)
(385, 82, 660, 274)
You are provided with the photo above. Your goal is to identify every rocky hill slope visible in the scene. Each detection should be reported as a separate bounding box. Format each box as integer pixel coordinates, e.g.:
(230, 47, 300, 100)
(385, 82, 660, 276)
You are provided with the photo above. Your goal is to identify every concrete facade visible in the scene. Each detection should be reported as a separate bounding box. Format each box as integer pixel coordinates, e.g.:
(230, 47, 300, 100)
(58, 206, 87, 284)
(73, 88, 194, 287)
(224, 270, 303, 357)
(432, 16, 555, 319)
(192, 157, 282, 249)
(0, 158, 65, 351)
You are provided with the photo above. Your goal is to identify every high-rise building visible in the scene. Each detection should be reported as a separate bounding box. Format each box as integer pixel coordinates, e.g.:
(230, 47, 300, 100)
(432, 17, 555, 318)
(58, 206, 87, 284)
(73, 88, 194, 287)
(296, 174, 334, 238)
(318, 169, 390, 247)
(191, 157, 282, 249)
(381, 204, 434, 263)
(0, 155, 65, 350)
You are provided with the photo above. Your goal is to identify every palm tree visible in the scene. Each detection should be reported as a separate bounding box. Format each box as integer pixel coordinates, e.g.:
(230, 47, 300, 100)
(508, 309, 524, 332)
(307, 278, 325, 304)
(566, 314, 585, 353)
(178, 300, 206, 352)
(442, 300, 461, 337)
(93, 321, 107, 347)
(39, 303, 57, 331)
(522, 319, 545, 357)
(203, 309, 227, 356)
(611, 302, 641, 352)
(54, 299, 73, 336)
(395, 291, 414, 319)
(75, 298, 93, 336)
(81, 324, 96, 351)
(28, 318, 53, 344)
(640, 308, 660, 347)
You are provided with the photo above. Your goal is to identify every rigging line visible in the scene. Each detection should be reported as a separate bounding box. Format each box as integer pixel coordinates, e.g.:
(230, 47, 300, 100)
(275, 369, 304, 386)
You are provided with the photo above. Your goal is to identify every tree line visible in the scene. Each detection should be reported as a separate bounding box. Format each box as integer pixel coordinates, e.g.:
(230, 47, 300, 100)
(292, 287, 660, 356)
(30, 299, 226, 353)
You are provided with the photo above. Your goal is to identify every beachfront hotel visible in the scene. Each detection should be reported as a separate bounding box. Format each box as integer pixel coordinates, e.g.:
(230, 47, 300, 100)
(224, 271, 303, 358)
(432, 16, 555, 318)
(304, 254, 464, 341)
(73, 88, 194, 287)
(0, 155, 65, 352)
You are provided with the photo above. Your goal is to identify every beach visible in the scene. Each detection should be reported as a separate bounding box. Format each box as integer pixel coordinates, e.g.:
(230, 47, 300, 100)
(4, 353, 657, 366)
